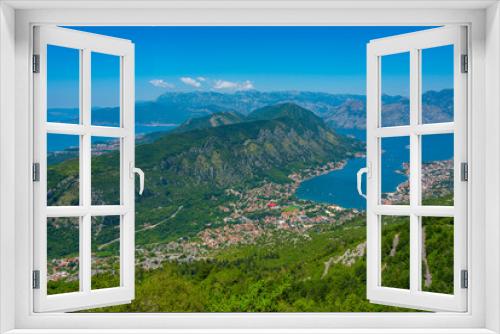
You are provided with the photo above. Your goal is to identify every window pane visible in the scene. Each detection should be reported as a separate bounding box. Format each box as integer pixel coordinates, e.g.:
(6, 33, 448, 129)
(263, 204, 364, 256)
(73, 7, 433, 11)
(380, 136, 410, 205)
(92, 216, 121, 290)
(47, 217, 80, 295)
(421, 134, 454, 206)
(91, 52, 121, 127)
(421, 216, 454, 294)
(421, 45, 454, 124)
(47, 45, 80, 124)
(47, 134, 80, 206)
(380, 52, 410, 127)
(91, 137, 121, 205)
(381, 216, 410, 289)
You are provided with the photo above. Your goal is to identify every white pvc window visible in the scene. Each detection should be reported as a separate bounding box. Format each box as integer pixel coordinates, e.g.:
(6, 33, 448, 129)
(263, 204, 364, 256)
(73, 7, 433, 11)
(363, 26, 468, 312)
(33, 26, 138, 312)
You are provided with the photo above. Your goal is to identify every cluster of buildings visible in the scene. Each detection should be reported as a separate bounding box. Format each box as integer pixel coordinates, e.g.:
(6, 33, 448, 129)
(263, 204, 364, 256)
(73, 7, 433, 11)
(381, 159, 453, 205)
(421, 160, 454, 199)
(47, 257, 79, 282)
(49, 160, 364, 281)
(288, 160, 346, 183)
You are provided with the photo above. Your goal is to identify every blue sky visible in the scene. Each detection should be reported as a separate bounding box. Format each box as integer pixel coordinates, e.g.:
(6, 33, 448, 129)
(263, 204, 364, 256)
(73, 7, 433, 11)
(48, 26, 453, 108)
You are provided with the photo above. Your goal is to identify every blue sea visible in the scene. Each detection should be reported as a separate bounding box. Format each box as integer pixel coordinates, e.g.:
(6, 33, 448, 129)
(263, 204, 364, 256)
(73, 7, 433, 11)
(295, 129, 454, 210)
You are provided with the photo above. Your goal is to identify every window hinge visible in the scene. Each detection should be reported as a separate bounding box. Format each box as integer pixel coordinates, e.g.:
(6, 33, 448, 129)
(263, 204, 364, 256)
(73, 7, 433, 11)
(32, 270, 40, 289)
(32, 54, 40, 73)
(461, 54, 468, 73)
(461, 162, 468, 182)
(461, 269, 468, 289)
(33, 162, 40, 182)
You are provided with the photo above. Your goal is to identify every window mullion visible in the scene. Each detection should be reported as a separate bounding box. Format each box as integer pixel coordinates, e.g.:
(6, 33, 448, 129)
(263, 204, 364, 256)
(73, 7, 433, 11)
(79, 215, 91, 293)
(409, 48, 421, 293)
(80, 48, 92, 293)
(81, 48, 91, 210)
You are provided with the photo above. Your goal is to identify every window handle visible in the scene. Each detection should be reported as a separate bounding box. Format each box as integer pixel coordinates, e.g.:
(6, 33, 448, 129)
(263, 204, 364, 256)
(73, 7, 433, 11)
(130, 162, 145, 195)
(134, 167, 145, 195)
(357, 167, 368, 199)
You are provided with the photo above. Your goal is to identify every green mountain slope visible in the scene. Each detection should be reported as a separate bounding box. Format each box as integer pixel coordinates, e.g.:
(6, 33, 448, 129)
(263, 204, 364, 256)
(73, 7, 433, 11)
(172, 111, 244, 134)
(135, 103, 363, 244)
(51, 210, 453, 312)
(82, 207, 452, 312)
(47, 103, 363, 254)
(247, 102, 325, 124)
(87, 216, 401, 312)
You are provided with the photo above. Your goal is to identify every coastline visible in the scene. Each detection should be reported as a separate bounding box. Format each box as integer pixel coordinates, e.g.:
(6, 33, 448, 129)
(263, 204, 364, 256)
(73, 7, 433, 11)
(289, 160, 348, 185)
(293, 156, 367, 210)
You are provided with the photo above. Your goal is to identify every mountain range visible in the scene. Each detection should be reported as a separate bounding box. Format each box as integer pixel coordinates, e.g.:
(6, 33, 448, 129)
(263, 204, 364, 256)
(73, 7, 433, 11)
(48, 89, 453, 130)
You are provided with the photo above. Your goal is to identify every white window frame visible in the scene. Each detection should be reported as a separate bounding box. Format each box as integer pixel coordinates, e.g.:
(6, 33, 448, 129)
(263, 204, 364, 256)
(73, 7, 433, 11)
(32, 26, 136, 312)
(365, 26, 468, 312)
(0, 1, 499, 333)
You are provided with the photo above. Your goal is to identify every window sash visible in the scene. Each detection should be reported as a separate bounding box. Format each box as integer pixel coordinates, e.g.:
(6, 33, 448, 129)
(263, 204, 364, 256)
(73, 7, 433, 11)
(32, 26, 136, 313)
(366, 26, 468, 312)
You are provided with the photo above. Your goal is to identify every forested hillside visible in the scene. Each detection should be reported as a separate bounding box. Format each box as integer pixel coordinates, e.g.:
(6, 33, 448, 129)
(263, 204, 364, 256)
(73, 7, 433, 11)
(48, 209, 453, 312)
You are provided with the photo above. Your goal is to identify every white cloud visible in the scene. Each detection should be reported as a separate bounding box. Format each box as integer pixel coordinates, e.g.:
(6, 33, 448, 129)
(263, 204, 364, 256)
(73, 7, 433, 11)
(149, 79, 175, 89)
(240, 80, 255, 90)
(180, 77, 202, 88)
(196, 77, 207, 82)
(213, 79, 254, 91)
(213, 80, 238, 90)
